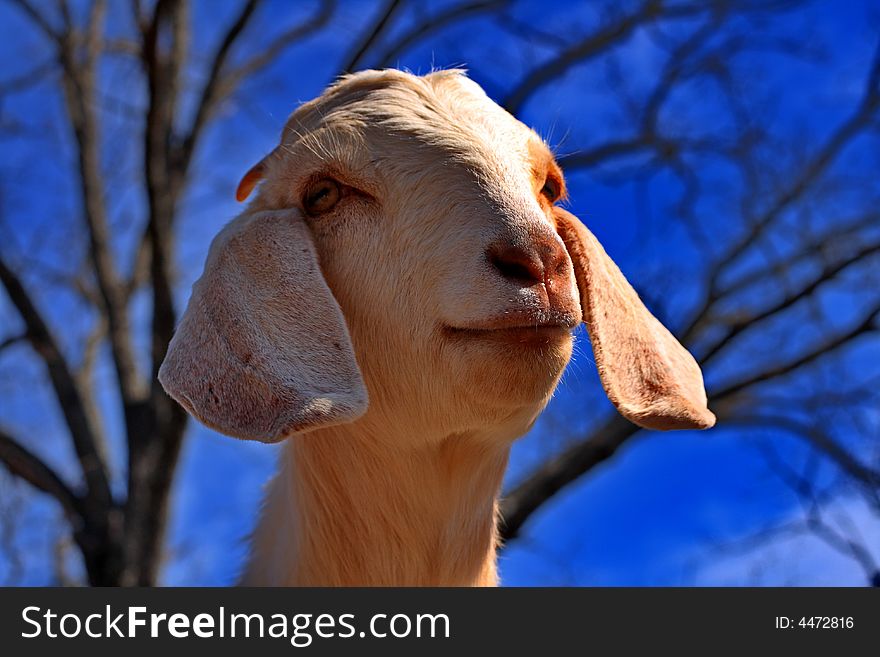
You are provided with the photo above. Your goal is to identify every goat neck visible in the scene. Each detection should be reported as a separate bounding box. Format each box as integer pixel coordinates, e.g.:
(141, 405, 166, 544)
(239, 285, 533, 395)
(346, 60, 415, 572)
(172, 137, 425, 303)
(242, 423, 511, 586)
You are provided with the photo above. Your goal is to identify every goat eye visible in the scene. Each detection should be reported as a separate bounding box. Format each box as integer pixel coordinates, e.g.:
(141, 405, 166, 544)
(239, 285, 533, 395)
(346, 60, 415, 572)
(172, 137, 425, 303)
(303, 178, 341, 214)
(540, 177, 560, 203)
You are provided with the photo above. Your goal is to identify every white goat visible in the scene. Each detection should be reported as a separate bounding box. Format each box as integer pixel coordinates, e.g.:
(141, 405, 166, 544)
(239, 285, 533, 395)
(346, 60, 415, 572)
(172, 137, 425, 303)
(158, 69, 714, 586)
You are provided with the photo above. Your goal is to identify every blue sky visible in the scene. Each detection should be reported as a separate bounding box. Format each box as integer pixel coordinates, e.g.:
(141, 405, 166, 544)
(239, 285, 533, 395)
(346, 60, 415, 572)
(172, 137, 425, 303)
(0, 0, 878, 585)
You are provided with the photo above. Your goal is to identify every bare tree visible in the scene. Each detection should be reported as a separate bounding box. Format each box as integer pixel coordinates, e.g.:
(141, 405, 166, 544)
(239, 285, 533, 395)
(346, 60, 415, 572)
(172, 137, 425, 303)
(0, 0, 877, 585)
(0, 0, 339, 585)
(494, 4, 880, 585)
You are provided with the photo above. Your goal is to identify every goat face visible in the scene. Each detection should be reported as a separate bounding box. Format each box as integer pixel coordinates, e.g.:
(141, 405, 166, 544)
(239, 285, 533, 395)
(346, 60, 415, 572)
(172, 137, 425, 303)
(259, 71, 581, 430)
(159, 70, 715, 445)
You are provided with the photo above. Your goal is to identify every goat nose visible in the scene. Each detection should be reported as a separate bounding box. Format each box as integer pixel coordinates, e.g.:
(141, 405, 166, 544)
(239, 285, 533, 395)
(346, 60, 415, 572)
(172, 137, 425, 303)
(487, 238, 568, 288)
(488, 243, 544, 286)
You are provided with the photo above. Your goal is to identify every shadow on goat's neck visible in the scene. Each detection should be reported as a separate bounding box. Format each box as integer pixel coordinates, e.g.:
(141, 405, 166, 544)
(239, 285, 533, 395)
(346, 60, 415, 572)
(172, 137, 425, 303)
(241, 423, 513, 586)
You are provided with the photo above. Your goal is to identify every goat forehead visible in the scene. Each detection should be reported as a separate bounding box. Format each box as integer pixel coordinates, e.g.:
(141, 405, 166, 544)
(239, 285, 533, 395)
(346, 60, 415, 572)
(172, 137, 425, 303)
(423, 73, 532, 154)
(284, 70, 539, 177)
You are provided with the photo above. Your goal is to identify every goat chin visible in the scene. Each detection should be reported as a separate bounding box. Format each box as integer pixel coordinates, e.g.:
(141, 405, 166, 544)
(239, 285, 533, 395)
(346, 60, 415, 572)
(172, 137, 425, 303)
(440, 328, 575, 408)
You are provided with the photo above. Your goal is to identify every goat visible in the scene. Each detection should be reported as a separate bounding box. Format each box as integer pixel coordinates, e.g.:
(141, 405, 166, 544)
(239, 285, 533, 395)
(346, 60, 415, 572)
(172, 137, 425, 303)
(158, 69, 715, 586)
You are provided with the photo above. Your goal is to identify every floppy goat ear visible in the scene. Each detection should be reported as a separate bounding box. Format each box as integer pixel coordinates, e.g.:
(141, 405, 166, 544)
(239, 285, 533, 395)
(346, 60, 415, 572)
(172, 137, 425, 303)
(158, 208, 368, 442)
(554, 208, 715, 431)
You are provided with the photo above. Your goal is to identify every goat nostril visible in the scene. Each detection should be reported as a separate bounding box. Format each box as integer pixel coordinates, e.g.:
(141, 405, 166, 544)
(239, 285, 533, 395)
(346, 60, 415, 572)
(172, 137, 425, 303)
(488, 246, 544, 286)
(493, 257, 536, 283)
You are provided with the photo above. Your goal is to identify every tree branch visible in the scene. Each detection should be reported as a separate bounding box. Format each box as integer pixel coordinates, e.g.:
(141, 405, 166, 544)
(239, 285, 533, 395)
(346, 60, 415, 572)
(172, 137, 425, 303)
(374, 0, 507, 69)
(756, 441, 879, 584)
(715, 213, 878, 299)
(728, 414, 880, 492)
(500, 414, 639, 541)
(0, 428, 84, 524)
(38, 0, 145, 406)
(682, 79, 880, 346)
(503, 1, 708, 115)
(0, 332, 28, 353)
(0, 256, 111, 509)
(8, 0, 59, 41)
(0, 58, 56, 96)
(125, 227, 152, 298)
(702, 37, 880, 298)
(224, 0, 335, 81)
(202, 0, 336, 135)
(698, 240, 880, 364)
(712, 301, 880, 401)
(341, 0, 403, 73)
(176, 0, 260, 177)
(140, 0, 187, 381)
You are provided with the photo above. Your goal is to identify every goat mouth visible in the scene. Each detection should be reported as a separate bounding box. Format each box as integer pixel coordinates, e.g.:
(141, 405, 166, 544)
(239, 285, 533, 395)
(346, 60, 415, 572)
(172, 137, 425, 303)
(442, 324, 574, 345)
(442, 309, 579, 345)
